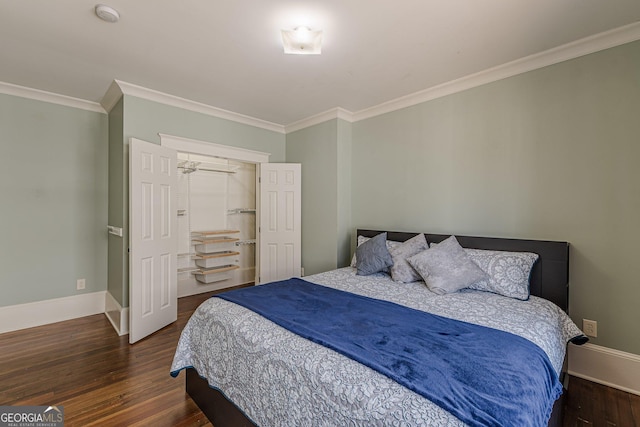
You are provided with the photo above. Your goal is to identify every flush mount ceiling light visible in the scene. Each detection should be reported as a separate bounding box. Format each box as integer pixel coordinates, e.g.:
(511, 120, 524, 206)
(95, 4, 120, 23)
(281, 26, 323, 55)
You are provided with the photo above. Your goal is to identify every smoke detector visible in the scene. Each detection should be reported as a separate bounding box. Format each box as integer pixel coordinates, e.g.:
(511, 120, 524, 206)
(95, 4, 120, 23)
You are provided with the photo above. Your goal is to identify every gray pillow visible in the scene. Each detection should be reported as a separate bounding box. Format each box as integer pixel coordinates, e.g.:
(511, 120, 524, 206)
(355, 232, 394, 276)
(407, 235, 488, 294)
(465, 248, 539, 300)
(351, 235, 401, 268)
(389, 234, 428, 283)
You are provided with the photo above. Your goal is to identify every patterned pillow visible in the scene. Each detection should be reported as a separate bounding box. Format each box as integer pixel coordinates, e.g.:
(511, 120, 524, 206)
(407, 236, 488, 294)
(465, 248, 539, 300)
(389, 234, 428, 283)
(355, 232, 394, 276)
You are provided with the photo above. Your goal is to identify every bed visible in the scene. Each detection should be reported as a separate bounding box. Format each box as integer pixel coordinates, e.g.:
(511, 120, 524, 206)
(171, 229, 587, 427)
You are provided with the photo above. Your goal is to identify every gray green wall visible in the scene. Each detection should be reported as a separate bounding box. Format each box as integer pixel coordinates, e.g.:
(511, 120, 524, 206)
(3, 39, 637, 358)
(107, 95, 286, 307)
(336, 119, 352, 266)
(351, 40, 640, 355)
(0, 93, 108, 306)
(286, 119, 352, 275)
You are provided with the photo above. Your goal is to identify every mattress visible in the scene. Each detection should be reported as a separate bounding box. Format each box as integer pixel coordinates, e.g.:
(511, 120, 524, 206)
(171, 267, 584, 426)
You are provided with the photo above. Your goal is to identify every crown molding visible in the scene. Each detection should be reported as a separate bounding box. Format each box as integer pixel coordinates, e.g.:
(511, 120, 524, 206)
(0, 81, 106, 113)
(100, 80, 124, 113)
(351, 21, 640, 123)
(109, 80, 286, 134)
(285, 107, 354, 133)
(5, 21, 637, 131)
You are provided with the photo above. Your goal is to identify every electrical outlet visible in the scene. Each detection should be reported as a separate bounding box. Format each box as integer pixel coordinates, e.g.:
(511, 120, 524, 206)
(77, 278, 86, 290)
(583, 319, 597, 337)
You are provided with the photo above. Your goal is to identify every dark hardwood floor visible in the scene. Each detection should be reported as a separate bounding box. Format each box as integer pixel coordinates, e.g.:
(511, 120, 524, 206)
(1, 290, 638, 426)
(564, 376, 640, 426)
(0, 291, 218, 426)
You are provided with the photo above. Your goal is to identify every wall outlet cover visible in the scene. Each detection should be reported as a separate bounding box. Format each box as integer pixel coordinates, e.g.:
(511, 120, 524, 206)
(583, 319, 597, 337)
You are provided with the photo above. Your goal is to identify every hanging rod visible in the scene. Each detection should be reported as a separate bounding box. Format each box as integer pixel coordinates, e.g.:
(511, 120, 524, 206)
(235, 239, 256, 246)
(177, 160, 238, 174)
(227, 208, 256, 215)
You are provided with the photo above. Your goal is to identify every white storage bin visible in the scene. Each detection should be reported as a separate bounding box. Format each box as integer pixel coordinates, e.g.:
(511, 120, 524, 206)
(195, 251, 239, 269)
(193, 237, 239, 253)
(194, 272, 230, 284)
(193, 265, 239, 284)
(192, 230, 240, 254)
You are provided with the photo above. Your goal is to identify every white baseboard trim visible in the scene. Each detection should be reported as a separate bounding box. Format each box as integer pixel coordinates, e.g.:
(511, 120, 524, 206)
(0, 292, 106, 334)
(568, 342, 640, 396)
(104, 291, 129, 336)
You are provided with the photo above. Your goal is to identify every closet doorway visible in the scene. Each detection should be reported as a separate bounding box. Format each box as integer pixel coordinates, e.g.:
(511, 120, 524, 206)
(176, 152, 256, 297)
(129, 135, 301, 343)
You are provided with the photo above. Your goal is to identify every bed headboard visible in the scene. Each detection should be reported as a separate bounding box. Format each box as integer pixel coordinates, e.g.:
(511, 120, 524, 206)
(357, 229, 570, 312)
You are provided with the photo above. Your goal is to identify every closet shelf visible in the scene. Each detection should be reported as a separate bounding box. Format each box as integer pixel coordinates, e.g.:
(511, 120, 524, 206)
(192, 237, 240, 245)
(191, 230, 240, 237)
(194, 251, 240, 259)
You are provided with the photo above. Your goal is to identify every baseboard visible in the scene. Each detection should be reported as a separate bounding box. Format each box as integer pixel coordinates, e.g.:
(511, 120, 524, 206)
(0, 292, 106, 334)
(104, 291, 129, 336)
(568, 343, 640, 396)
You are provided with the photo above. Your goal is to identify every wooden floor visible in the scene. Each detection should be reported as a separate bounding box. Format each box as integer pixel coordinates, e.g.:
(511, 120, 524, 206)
(0, 291, 218, 427)
(564, 376, 640, 426)
(1, 291, 639, 427)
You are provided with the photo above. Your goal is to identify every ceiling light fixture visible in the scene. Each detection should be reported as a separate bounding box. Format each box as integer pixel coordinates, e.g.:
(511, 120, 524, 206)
(281, 26, 323, 55)
(95, 4, 120, 23)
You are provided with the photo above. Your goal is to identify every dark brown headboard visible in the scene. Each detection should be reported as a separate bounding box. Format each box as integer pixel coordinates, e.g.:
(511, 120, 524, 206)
(357, 229, 570, 312)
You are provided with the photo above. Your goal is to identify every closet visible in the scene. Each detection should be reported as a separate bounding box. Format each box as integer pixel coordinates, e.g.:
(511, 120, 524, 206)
(129, 136, 301, 343)
(176, 152, 256, 297)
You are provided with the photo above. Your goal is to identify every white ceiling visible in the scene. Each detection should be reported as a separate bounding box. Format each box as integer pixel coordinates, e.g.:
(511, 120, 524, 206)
(1, 1, 640, 126)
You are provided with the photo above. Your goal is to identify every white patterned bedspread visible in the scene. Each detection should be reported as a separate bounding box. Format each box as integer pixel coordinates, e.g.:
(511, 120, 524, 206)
(171, 267, 584, 426)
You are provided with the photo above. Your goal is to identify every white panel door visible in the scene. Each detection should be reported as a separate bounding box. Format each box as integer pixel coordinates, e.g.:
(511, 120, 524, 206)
(257, 163, 301, 284)
(129, 138, 178, 343)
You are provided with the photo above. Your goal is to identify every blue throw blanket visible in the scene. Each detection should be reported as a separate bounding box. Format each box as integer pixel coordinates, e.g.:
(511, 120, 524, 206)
(217, 278, 562, 427)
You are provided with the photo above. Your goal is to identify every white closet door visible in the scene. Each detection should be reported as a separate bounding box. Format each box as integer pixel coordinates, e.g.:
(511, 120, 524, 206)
(257, 163, 301, 284)
(129, 138, 178, 343)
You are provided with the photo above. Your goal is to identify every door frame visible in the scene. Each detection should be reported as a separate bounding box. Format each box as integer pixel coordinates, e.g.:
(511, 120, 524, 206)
(159, 134, 270, 164)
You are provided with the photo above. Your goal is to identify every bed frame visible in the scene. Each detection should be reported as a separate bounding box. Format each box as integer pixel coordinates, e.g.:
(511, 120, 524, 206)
(185, 229, 571, 427)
